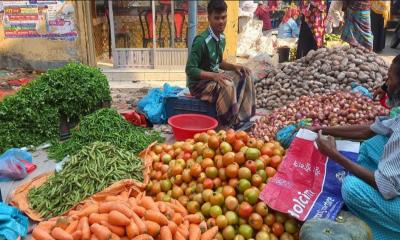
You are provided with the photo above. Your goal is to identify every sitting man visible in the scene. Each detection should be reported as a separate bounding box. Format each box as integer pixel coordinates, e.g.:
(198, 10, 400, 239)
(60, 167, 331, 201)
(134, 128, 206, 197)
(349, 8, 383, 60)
(185, 0, 256, 129)
(313, 55, 400, 240)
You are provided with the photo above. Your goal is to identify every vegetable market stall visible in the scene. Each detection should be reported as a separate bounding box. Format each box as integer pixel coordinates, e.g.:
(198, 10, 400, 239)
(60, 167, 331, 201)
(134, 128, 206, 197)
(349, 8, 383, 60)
(0, 45, 388, 240)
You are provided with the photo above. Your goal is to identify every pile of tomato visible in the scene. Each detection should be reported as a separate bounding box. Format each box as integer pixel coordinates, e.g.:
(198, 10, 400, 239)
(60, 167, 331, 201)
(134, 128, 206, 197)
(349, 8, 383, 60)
(145, 129, 300, 240)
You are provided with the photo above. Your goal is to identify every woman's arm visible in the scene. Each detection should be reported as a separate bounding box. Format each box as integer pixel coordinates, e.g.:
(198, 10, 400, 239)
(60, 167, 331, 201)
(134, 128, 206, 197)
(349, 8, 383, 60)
(315, 124, 375, 140)
(331, 151, 377, 188)
(316, 131, 377, 189)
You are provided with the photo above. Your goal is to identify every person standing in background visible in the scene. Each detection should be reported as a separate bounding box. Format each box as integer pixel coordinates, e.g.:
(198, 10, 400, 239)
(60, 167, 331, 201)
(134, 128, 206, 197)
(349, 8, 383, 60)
(254, 1, 272, 34)
(296, 0, 327, 59)
(341, 0, 373, 51)
(371, 1, 391, 53)
(278, 6, 300, 38)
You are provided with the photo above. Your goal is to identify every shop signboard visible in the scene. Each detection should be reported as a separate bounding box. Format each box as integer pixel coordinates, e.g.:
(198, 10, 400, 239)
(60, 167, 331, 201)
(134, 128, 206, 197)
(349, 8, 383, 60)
(2, 0, 77, 40)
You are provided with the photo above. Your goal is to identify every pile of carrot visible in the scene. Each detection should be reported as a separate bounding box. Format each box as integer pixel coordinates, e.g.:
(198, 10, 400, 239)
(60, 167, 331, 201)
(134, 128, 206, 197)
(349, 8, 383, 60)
(31, 190, 219, 240)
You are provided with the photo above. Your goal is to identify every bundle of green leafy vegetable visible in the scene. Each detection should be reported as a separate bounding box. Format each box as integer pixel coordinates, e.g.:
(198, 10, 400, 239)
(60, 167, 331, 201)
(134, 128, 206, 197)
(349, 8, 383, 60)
(29, 141, 144, 217)
(49, 108, 164, 161)
(0, 63, 111, 152)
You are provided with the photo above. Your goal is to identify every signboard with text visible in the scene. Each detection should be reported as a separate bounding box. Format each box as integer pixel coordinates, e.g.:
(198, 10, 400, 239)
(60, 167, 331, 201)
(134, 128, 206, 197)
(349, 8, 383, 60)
(2, 0, 77, 40)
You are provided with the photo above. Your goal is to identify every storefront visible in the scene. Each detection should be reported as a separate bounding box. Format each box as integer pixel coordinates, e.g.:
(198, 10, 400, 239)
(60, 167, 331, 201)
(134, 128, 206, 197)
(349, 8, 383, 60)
(92, 0, 210, 69)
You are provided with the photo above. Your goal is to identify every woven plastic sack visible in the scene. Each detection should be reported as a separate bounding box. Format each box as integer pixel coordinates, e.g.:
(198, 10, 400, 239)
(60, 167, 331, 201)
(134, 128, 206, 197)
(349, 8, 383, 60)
(9, 142, 156, 221)
(137, 83, 183, 124)
(0, 149, 32, 182)
(0, 203, 28, 240)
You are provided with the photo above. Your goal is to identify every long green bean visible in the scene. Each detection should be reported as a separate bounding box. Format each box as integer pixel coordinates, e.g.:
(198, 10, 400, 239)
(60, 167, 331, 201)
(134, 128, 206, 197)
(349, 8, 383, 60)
(49, 108, 163, 161)
(28, 141, 143, 218)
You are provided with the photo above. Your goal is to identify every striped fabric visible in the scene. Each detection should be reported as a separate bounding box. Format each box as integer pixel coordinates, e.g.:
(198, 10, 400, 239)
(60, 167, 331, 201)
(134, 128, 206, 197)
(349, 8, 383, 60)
(342, 132, 400, 239)
(370, 115, 400, 200)
(190, 73, 256, 127)
(341, 8, 373, 51)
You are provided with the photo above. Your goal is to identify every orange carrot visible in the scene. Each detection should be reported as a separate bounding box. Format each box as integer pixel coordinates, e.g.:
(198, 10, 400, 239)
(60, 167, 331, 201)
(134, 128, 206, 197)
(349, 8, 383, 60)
(139, 197, 157, 210)
(168, 221, 178, 235)
(174, 231, 186, 240)
(90, 235, 98, 240)
(144, 210, 169, 226)
(109, 210, 131, 226)
(144, 221, 161, 237)
(131, 205, 146, 218)
(132, 234, 154, 240)
(126, 221, 140, 238)
(172, 213, 183, 225)
(89, 213, 109, 225)
(177, 226, 189, 240)
(132, 212, 147, 234)
(72, 231, 82, 240)
(90, 223, 112, 240)
(110, 233, 121, 240)
(157, 202, 167, 213)
(79, 217, 90, 240)
(128, 197, 137, 208)
(100, 220, 125, 237)
(32, 227, 55, 240)
(51, 227, 73, 240)
(184, 214, 203, 224)
(113, 204, 135, 218)
(65, 220, 79, 234)
(167, 201, 188, 216)
(189, 224, 201, 240)
(68, 210, 79, 217)
(37, 221, 56, 233)
(160, 226, 172, 240)
(98, 202, 134, 218)
(200, 226, 218, 240)
(77, 204, 99, 217)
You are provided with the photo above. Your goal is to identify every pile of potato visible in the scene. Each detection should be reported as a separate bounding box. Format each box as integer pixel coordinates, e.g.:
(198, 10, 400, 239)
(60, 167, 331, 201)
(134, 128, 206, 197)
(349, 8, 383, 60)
(256, 46, 389, 110)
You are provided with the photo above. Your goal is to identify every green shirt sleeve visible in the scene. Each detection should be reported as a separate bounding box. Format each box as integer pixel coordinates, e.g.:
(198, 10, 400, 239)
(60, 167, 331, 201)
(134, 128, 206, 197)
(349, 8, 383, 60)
(185, 36, 204, 80)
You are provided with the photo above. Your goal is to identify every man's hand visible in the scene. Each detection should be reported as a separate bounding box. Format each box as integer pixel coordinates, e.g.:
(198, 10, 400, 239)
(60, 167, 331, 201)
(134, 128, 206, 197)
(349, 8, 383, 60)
(316, 130, 339, 159)
(373, 85, 386, 100)
(212, 72, 233, 87)
(233, 65, 251, 77)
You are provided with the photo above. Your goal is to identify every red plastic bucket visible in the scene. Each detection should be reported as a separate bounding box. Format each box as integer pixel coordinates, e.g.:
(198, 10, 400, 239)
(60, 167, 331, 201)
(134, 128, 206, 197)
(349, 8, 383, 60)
(168, 114, 218, 140)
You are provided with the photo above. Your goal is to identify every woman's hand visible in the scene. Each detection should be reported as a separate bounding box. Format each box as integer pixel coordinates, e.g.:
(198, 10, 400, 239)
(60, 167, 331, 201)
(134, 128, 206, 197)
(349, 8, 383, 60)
(316, 130, 340, 159)
(233, 65, 251, 77)
(373, 85, 386, 100)
(306, 126, 322, 133)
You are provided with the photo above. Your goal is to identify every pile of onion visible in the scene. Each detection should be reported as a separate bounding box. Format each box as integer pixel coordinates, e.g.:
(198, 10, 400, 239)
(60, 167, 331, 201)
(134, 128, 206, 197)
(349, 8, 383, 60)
(251, 91, 389, 141)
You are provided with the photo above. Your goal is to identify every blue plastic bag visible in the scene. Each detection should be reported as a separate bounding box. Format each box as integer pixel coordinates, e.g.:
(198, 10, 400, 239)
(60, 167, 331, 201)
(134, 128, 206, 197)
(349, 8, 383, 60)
(0, 203, 28, 240)
(0, 148, 32, 182)
(276, 119, 312, 148)
(138, 83, 183, 124)
(351, 83, 372, 99)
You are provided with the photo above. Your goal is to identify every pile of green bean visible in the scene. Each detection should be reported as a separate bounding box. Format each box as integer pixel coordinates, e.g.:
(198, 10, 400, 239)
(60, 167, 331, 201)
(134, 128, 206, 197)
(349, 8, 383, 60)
(28, 141, 143, 218)
(49, 108, 164, 161)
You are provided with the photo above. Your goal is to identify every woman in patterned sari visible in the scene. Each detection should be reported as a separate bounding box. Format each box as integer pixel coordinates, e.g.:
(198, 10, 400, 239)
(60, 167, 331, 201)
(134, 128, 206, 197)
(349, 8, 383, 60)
(312, 55, 400, 240)
(296, 0, 327, 59)
(341, 0, 373, 51)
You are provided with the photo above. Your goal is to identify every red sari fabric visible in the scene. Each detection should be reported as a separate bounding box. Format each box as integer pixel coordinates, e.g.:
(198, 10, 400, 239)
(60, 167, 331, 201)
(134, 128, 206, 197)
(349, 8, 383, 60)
(301, 0, 327, 48)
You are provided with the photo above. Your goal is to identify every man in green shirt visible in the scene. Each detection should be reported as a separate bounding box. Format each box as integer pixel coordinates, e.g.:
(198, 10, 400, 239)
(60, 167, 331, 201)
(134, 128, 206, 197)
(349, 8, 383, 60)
(185, 0, 256, 129)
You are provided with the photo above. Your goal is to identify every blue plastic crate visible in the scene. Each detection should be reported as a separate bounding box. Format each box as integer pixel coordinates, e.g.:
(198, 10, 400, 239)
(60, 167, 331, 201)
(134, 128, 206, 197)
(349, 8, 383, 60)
(164, 96, 217, 119)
